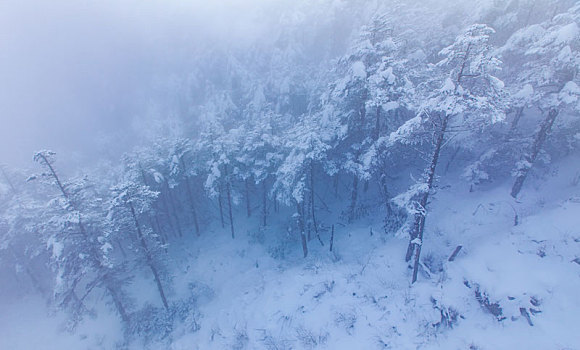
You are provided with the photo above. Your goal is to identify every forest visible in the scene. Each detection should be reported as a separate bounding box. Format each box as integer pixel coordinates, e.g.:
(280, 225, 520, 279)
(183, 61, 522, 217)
(1, 0, 579, 349)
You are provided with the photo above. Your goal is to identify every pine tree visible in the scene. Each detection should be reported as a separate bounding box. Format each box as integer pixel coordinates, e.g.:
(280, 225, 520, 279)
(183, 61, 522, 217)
(502, 4, 580, 197)
(31, 150, 131, 326)
(109, 181, 170, 310)
(391, 24, 508, 283)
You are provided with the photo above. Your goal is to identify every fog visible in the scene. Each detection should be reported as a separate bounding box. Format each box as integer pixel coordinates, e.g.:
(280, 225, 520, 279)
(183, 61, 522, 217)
(0, 0, 299, 168)
(2, 0, 580, 348)
(0, 0, 472, 169)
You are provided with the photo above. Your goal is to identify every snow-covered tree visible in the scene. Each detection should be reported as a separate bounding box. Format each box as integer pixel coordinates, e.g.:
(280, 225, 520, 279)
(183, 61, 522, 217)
(31, 150, 131, 327)
(0, 165, 51, 298)
(109, 181, 170, 310)
(200, 124, 242, 239)
(390, 24, 508, 283)
(501, 4, 580, 197)
(167, 138, 201, 236)
(123, 147, 182, 240)
(236, 111, 285, 226)
(323, 15, 412, 222)
(273, 115, 335, 257)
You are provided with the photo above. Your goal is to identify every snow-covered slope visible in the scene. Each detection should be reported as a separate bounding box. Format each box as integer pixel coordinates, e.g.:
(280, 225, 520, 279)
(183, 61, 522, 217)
(2, 157, 579, 350)
(167, 155, 580, 349)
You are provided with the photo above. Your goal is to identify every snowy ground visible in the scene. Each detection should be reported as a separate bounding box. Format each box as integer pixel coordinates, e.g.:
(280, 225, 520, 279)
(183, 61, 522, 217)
(1, 156, 579, 350)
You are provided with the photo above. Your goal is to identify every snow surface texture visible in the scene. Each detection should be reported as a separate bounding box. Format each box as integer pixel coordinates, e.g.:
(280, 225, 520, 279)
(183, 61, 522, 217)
(1, 156, 579, 350)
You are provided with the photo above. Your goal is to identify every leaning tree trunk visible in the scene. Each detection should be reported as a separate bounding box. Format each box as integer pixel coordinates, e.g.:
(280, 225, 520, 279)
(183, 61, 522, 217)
(505, 106, 524, 141)
(1, 166, 17, 194)
(37, 154, 130, 324)
(406, 114, 449, 284)
(129, 203, 169, 310)
(25, 265, 46, 296)
(406, 48, 466, 283)
(511, 108, 559, 198)
(329, 224, 335, 252)
(104, 280, 130, 325)
(80, 217, 131, 324)
(36, 153, 68, 198)
(9, 248, 46, 297)
(223, 164, 235, 239)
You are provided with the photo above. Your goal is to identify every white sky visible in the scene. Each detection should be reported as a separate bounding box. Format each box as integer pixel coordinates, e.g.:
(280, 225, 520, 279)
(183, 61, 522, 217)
(0, 0, 286, 168)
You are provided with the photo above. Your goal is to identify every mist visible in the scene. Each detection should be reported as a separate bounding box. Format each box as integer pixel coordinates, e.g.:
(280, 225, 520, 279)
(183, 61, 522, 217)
(0, 0, 304, 168)
(1, 0, 579, 349)
(0, 0, 471, 168)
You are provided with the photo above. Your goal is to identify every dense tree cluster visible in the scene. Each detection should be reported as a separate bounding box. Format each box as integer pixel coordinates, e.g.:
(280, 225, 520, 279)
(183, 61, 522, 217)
(1, 0, 579, 340)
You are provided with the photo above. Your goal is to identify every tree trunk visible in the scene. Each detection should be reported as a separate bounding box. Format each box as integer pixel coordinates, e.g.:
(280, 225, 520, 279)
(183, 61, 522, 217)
(146, 216, 166, 245)
(139, 165, 170, 239)
(310, 163, 323, 246)
(443, 146, 460, 175)
(348, 175, 359, 223)
(36, 159, 88, 313)
(105, 281, 130, 325)
(164, 180, 183, 237)
(37, 153, 68, 198)
(329, 224, 335, 252)
(0, 166, 17, 194)
(152, 215, 168, 244)
(379, 173, 396, 232)
(217, 183, 225, 228)
(9, 247, 47, 297)
(262, 181, 268, 227)
(296, 201, 308, 258)
(505, 106, 524, 141)
(159, 191, 178, 238)
(141, 164, 176, 237)
(511, 108, 558, 198)
(379, 171, 397, 220)
(180, 157, 200, 236)
(448, 245, 463, 262)
(406, 114, 449, 284)
(223, 164, 235, 239)
(62, 280, 88, 328)
(25, 265, 46, 296)
(116, 239, 127, 259)
(129, 203, 169, 310)
(39, 157, 131, 325)
(359, 89, 367, 125)
(373, 105, 381, 141)
(79, 219, 130, 324)
(306, 189, 312, 241)
(245, 178, 252, 218)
